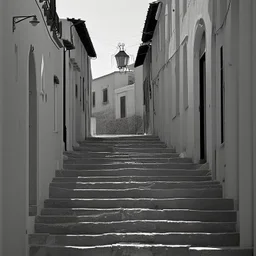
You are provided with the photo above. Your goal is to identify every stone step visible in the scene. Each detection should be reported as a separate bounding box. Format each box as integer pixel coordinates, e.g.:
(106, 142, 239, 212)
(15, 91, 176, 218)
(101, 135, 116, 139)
(53, 176, 213, 182)
(30, 244, 190, 256)
(38, 208, 237, 222)
(35, 220, 236, 234)
(63, 163, 200, 170)
(73, 147, 176, 153)
(49, 187, 222, 199)
(189, 247, 253, 256)
(50, 181, 220, 190)
(84, 136, 161, 141)
(64, 152, 180, 158)
(79, 142, 168, 148)
(79, 141, 166, 146)
(56, 169, 210, 177)
(29, 232, 240, 247)
(44, 198, 234, 210)
(64, 157, 193, 164)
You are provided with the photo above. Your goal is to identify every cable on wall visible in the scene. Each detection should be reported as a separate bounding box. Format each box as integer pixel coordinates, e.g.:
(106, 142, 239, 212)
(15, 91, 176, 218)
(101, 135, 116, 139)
(34, 0, 60, 50)
(215, 0, 232, 35)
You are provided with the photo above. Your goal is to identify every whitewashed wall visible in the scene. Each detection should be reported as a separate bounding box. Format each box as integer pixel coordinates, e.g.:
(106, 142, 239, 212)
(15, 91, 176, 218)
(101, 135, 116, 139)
(0, 1, 4, 255)
(62, 20, 93, 150)
(2, 0, 63, 255)
(148, 0, 256, 253)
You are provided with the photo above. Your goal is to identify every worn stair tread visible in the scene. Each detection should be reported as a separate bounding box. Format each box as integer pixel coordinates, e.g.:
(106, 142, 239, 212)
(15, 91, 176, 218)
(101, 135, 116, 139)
(51, 181, 219, 185)
(53, 176, 213, 182)
(29, 243, 191, 256)
(56, 169, 211, 177)
(49, 186, 222, 199)
(50, 181, 221, 189)
(38, 210, 236, 223)
(65, 152, 180, 157)
(63, 163, 200, 169)
(35, 220, 236, 234)
(30, 243, 191, 249)
(29, 232, 240, 247)
(64, 158, 193, 164)
(44, 198, 234, 210)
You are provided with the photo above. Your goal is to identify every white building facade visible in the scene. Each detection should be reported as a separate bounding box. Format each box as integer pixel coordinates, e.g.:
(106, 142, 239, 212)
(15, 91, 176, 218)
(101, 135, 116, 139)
(62, 18, 96, 151)
(92, 70, 143, 134)
(0, 1, 95, 255)
(136, 0, 256, 253)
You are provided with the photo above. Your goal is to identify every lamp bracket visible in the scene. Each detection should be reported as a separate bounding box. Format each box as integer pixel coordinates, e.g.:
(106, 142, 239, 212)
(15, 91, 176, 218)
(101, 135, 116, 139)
(13, 15, 36, 32)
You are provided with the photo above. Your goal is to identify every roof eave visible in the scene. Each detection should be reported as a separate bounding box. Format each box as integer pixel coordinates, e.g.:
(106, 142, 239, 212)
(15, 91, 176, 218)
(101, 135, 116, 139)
(141, 2, 160, 43)
(67, 18, 97, 58)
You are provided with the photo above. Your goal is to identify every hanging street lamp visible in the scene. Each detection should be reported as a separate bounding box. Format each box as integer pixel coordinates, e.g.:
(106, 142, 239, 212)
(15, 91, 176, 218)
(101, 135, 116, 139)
(115, 43, 130, 72)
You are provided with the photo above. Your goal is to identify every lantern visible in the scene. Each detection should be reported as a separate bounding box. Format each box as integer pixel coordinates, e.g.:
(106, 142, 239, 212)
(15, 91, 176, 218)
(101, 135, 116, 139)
(115, 43, 130, 71)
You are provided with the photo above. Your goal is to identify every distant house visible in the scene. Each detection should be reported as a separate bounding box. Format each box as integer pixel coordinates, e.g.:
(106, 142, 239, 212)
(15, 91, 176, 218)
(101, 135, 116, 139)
(92, 67, 143, 135)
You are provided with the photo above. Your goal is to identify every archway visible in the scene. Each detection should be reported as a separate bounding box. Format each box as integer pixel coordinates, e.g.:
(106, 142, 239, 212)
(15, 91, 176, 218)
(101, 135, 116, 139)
(28, 45, 38, 216)
(194, 19, 207, 162)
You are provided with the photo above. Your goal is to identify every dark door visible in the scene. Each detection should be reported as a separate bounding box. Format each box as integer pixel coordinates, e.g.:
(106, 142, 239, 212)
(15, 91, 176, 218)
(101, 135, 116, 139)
(120, 96, 126, 118)
(29, 46, 38, 215)
(199, 53, 206, 161)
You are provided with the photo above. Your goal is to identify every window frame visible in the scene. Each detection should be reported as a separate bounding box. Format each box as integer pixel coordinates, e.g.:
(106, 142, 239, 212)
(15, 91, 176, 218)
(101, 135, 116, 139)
(103, 88, 108, 104)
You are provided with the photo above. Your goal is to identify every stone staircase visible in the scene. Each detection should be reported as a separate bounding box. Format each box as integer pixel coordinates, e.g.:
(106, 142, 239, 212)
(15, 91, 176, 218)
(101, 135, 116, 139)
(29, 135, 253, 256)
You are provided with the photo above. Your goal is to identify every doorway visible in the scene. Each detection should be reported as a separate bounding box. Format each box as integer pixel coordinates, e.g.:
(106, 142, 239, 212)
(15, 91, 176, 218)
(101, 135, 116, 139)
(199, 53, 206, 161)
(28, 46, 38, 216)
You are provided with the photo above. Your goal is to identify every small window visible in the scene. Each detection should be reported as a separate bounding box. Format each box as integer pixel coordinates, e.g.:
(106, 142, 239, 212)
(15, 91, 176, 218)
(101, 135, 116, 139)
(120, 96, 126, 118)
(54, 81, 58, 132)
(103, 88, 108, 103)
(92, 92, 96, 107)
(80, 77, 82, 103)
(75, 84, 78, 98)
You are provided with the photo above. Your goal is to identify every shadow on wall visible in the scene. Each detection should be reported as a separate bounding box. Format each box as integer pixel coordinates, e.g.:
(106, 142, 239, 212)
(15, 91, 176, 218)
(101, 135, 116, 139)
(95, 115, 143, 135)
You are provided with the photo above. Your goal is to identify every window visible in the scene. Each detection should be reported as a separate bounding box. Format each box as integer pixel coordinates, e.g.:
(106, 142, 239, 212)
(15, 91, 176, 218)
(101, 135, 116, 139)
(80, 77, 82, 103)
(92, 92, 96, 107)
(120, 96, 126, 118)
(53, 76, 59, 132)
(103, 88, 108, 103)
(75, 84, 78, 98)
(220, 46, 225, 143)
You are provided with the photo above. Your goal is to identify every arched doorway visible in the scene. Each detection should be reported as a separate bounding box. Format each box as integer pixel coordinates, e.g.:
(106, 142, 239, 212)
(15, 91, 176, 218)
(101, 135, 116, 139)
(199, 32, 206, 161)
(28, 45, 38, 216)
(194, 20, 207, 163)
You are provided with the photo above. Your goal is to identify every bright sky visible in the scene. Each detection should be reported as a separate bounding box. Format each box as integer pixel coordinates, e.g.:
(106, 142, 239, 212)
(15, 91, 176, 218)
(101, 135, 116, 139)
(56, 0, 151, 79)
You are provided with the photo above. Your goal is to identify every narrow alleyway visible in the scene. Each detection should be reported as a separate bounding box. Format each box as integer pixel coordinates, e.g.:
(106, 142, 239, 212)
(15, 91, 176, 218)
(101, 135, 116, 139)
(29, 136, 252, 256)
